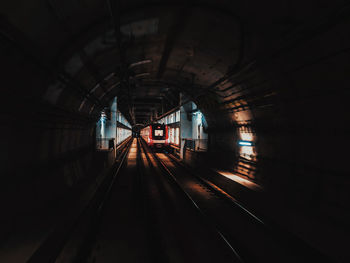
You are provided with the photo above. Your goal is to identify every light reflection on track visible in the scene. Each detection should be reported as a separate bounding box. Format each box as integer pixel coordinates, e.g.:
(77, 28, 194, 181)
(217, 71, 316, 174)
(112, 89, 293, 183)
(127, 139, 138, 166)
(215, 170, 263, 192)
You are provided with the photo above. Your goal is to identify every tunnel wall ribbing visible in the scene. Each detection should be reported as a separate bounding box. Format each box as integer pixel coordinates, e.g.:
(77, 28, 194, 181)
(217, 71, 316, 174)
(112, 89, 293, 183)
(0, 45, 115, 244)
(234, 16, 350, 224)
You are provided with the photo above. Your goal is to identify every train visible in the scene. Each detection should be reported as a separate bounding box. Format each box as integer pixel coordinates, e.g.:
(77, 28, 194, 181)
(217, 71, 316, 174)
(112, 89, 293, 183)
(141, 123, 169, 149)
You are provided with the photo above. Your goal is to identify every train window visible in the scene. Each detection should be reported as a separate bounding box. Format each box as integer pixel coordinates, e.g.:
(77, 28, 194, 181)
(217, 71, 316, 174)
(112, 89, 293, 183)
(175, 127, 180, 145)
(154, 130, 163, 136)
(170, 128, 174, 143)
(175, 110, 180, 122)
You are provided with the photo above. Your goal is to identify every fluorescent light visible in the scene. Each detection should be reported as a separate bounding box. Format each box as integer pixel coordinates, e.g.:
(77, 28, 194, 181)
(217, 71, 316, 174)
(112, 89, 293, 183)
(104, 72, 115, 81)
(238, 140, 253, 146)
(129, 60, 152, 69)
(134, 73, 150, 78)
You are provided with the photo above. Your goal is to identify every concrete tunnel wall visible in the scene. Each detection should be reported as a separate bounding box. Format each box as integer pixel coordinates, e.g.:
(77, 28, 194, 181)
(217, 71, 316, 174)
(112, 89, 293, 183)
(0, 0, 349, 257)
(192, 15, 350, 226)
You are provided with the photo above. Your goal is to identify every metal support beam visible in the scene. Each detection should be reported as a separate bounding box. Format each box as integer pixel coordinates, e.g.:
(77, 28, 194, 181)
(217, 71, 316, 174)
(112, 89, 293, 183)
(107, 0, 135, 125)
(0, 17, 105, 110)
(106, 0, 123, 63)
(157, 6, 191, 79)
(47, 0, 112, 96)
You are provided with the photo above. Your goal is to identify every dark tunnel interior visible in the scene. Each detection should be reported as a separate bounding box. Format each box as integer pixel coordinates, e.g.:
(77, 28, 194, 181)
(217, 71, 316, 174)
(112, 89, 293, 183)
(1, 0, 350, 262)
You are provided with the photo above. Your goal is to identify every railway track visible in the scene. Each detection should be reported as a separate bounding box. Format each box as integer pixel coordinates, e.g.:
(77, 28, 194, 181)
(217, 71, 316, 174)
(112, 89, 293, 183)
(26, 137, 330, 263)
(140, 139, 330, 263)
(79, 138, 240, 263)
(139, 138, 243, 262)
(138, 138, 242, 263)
(27, 138, 133, 263)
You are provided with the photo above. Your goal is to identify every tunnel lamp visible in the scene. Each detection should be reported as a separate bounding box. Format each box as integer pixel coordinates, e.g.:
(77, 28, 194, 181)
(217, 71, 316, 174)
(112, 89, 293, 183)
(238, 140, 253, 146)
(128, 59, 152, 69)
(134, 73, 150, 78)
(193, 111, 203, 123)
(104, 72, 115, 81)
(100, 112, 107, 122)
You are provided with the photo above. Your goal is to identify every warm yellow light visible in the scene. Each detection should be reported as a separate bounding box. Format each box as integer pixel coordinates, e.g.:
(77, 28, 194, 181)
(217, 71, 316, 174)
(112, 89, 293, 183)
(216, 170, 263, 191)
(240, 132, 253, 141)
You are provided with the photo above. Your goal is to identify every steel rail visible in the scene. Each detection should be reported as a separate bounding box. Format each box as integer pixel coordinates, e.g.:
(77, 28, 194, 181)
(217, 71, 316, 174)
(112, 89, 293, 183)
(137, 138, 176, 263)
(162, 151, 331, 262)
(71, 138, 134, 263)
(27, 138, 133, 263)
(165, 153, 265, 225)
(139, 139, 244, 263)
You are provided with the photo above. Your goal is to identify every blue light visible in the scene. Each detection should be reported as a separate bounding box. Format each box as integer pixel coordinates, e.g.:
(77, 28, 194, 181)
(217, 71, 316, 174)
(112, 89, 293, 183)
(100, 112, 107, 123)
(238, 140, 253, 146)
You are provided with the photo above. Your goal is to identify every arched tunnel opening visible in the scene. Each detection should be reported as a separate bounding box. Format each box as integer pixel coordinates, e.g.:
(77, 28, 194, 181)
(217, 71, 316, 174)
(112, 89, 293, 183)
(1, 1, 349, 262)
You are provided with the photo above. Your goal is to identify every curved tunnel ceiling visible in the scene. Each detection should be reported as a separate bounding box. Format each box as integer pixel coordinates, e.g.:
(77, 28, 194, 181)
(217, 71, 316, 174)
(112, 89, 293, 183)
(50, 3, 245, 126)
(2, 0, 310, 125)
(2, 0, 349, 179)
(2, 0, 349, 156)
(3, 0, 344, 128)
(1, 0, 350, 261)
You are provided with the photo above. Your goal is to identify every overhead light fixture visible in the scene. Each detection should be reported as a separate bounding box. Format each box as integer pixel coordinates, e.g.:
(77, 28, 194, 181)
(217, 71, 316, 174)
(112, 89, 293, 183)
(129, 59, 152, 69)
(134, 73, 150, 78)
(238, 140, 253, 146)
(104, 72, 115, 81)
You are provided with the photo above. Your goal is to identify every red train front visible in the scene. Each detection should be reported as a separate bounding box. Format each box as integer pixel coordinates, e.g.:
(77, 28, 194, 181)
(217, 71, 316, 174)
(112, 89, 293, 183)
(141, 123, 169, 149)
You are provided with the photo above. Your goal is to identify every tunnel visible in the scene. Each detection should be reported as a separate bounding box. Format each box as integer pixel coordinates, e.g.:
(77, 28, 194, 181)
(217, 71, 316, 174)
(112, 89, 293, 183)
(1, 0, 349, 262)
